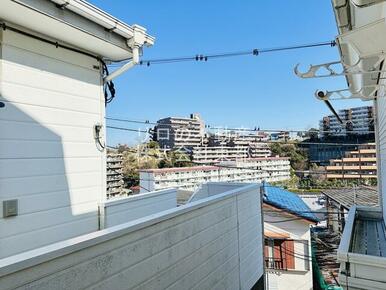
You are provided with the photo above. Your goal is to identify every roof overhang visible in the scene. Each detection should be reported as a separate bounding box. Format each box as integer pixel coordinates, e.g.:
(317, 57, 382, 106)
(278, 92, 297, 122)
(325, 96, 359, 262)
(332, 0, 386, 98)
(0, 0, 155, 61)
(263, 203, 317, 225)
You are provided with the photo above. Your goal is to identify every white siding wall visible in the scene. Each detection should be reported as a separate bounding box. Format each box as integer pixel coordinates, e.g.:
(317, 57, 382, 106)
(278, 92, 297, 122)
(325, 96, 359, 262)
(0, 184, 263, 290)
(0, 29, 105, 258)
(101, 189, 177, 228)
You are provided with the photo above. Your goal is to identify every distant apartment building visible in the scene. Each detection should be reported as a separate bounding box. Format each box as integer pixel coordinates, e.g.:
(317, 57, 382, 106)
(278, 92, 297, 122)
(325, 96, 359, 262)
(192, 131, 271, 164)
(319, 106, 374, 138)
(106, 153, 125, 198)
(269, 131, 290, 141)
(153, 113, 205, 149)
(192, 144, 271, 164)
(326, 143, 377, 180)
(139, 157, 290, 192)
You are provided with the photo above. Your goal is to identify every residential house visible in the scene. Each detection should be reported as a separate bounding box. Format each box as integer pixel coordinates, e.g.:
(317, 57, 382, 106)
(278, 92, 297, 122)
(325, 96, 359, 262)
(262, 185, 319, 290)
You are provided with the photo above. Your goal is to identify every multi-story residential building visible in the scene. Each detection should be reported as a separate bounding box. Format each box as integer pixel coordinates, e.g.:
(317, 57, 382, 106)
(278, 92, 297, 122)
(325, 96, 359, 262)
(139, 157, 290, 192)
(153, 113, 205, 149)
(319, 106, 374, 138)
(269, 131, 290, 141)
(325, 143, 377, 180)
(106, 153, 125, 198)
(192, 144, 271, 164)
(263, 184, 318, 290)
(191, 131, 271, 164)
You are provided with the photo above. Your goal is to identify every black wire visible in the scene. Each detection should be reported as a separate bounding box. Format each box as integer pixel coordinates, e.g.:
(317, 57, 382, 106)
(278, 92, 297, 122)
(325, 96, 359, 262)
(105, 117, 376, 135)
(106, 125, 375, 146)
(106, 126, 148, 133)
(102, 61, 117, 106)
(134, 40, 335, 66)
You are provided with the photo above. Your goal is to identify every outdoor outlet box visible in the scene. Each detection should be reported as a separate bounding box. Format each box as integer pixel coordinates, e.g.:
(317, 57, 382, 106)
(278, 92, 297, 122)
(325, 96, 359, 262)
(3, 199, 18, 218)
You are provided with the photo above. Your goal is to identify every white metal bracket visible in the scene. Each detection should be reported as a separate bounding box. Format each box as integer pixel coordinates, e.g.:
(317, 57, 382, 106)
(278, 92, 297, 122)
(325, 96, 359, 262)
(295, 52, 386, 78)
(315, 85, 384, 101)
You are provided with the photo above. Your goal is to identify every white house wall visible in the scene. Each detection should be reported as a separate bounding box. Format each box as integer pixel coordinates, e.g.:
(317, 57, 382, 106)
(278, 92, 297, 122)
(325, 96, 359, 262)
(0, 184, 263, 290)
(0, 28, 105, 258)
(264, 216, 313, 290)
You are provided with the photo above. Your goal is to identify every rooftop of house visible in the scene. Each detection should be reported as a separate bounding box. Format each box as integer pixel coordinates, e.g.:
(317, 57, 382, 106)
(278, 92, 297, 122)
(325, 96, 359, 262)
(263, 184, 319, 223)
(322, 186, 379, 210)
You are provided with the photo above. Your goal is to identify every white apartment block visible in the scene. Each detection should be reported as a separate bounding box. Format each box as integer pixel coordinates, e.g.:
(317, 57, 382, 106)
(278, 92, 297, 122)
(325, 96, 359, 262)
(319, 106, 374, 138)
(153, 113, 205, 149)
(139, 157, 291, 192)
(192, 144, 271, 164)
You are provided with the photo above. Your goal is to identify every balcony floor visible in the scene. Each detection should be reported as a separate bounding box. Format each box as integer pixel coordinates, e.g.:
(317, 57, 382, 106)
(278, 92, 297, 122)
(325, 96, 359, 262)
(352, 218, 386, 257)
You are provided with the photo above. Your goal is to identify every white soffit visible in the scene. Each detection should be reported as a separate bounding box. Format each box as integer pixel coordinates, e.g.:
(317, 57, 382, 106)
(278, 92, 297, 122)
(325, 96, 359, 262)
(0, 0, 154, 61)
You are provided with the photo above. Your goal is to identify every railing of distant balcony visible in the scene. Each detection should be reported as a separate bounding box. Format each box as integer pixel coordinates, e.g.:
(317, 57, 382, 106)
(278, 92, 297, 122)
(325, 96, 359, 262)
(265, 257, 288, 271)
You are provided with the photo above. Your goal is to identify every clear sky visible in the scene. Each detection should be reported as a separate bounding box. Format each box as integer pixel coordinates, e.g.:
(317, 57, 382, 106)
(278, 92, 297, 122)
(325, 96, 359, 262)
(89, 0, 368, 146)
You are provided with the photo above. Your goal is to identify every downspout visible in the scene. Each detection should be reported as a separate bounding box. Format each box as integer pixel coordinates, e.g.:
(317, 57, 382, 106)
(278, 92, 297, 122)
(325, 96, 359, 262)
(104, 46, 139, 82)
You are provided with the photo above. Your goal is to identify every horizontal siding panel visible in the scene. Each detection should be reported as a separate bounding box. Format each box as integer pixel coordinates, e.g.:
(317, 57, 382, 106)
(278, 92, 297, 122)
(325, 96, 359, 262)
(167, 239, 238, 290)
(0, 120, 95, 142)
(0, 186, 100, 218)
(105, 198, 177, 228)
(0, 140, 100, 159)
(1, 81, 101, 114)
(0, 186, 264, 290)
(0, 201, 97, 238)
(0, 172, 102, 198)
(0, 30, 104, 259)
(3, 46, 100, 91)
(15, 200, 236, 290)
(132, 229, 237, 290)
(0, 157, 101, 179)
(192, 252, 239, 290)
(3, 30, 99, 70)
(90, 216, 238, 290)
(0, 214, 98, 258)
(0, 102, 101, 128)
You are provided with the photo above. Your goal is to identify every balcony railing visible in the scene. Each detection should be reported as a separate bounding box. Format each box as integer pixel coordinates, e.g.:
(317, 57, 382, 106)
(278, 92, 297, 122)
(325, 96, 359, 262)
(337, 206, 386, 289)
(265, 257, 287, 270)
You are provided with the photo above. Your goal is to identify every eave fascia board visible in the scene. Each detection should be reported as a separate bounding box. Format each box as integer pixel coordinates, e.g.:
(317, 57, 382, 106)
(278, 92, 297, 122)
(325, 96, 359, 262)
(49, 0, 155, 47)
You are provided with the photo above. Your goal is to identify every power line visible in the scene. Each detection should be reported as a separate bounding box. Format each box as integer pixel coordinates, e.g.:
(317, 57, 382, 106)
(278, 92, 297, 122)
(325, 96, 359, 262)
(109, 40, 336, 67)
(106, 117, 157, 125)
(106, 126, 148, 133)
(107, 125, 375, 146)
(106, 116, 375, 134)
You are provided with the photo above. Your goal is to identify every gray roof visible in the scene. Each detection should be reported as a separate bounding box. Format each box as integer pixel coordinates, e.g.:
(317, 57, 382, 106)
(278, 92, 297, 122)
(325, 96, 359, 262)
(322, 187, 379, 210)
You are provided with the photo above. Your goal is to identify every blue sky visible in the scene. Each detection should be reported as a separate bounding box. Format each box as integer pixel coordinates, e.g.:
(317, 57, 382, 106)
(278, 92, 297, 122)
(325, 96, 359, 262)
(89, 0, 368, 146)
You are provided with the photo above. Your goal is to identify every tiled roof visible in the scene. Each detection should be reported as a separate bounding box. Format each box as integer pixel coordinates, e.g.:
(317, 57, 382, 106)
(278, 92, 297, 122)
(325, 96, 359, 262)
(263, 184, 319, 222)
